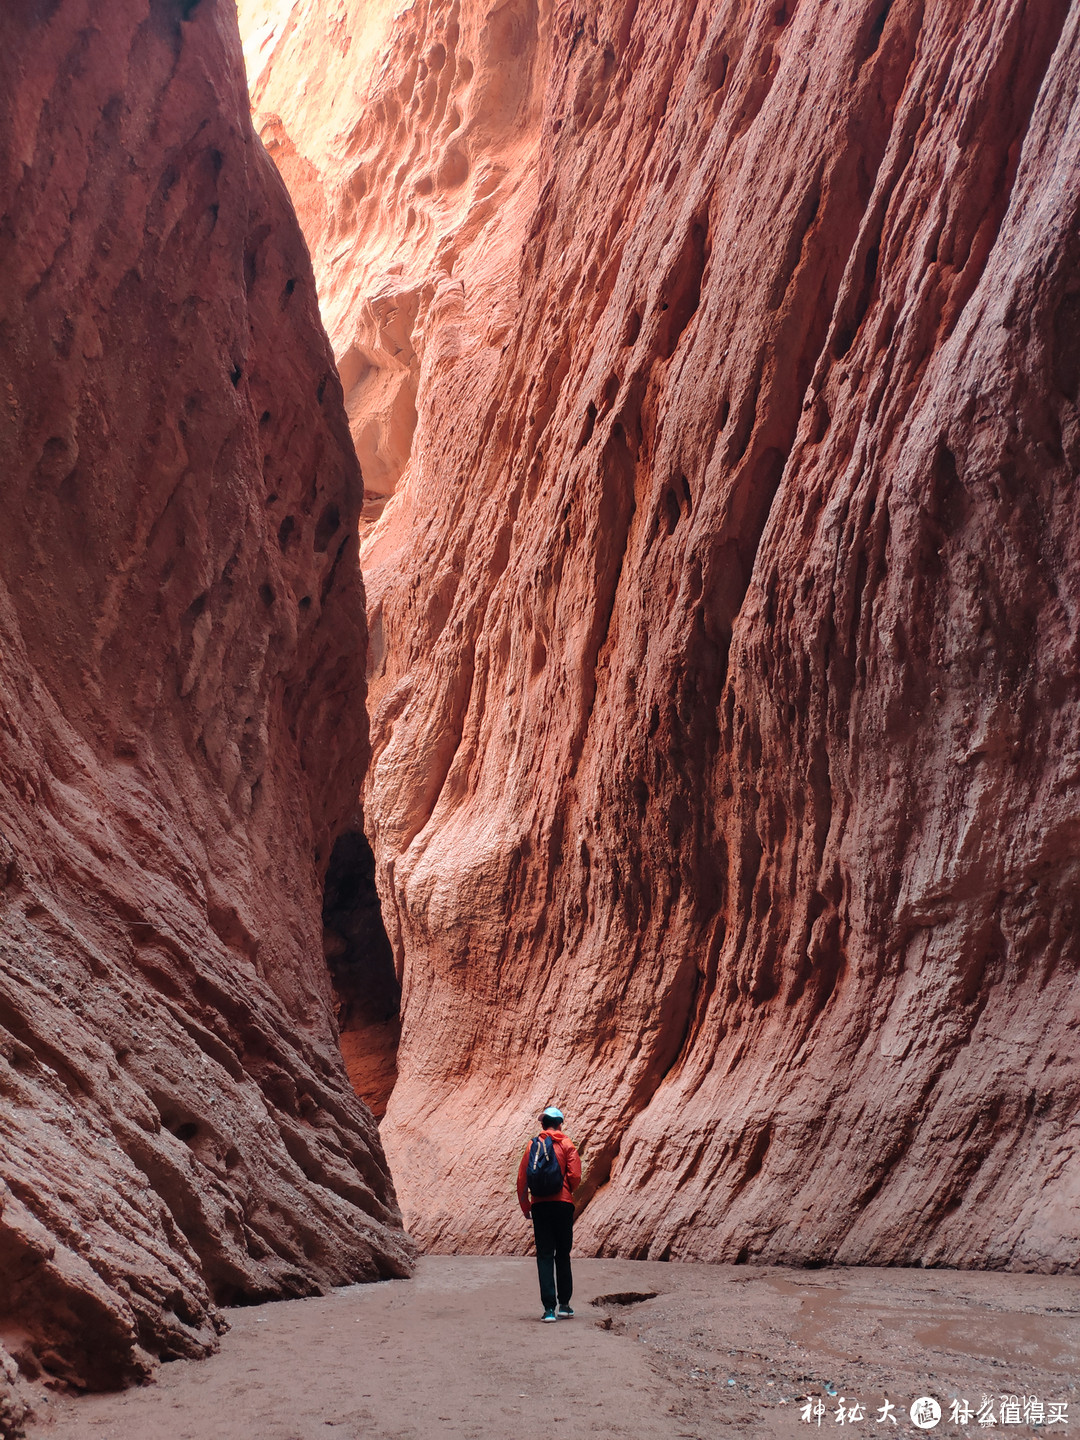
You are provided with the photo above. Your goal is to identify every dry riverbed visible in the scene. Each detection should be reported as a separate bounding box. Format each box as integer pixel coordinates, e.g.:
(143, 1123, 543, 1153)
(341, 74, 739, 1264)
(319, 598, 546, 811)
(25, 1256, 1080, 1438)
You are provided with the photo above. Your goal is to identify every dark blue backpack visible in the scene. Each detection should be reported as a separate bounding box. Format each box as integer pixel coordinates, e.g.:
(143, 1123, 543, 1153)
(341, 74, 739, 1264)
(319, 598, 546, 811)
(526, 1134, 564, 1197)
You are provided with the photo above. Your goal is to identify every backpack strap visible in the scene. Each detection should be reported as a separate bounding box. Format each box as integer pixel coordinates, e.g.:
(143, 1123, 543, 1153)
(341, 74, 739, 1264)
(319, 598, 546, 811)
(552, 1132, 566, 1181)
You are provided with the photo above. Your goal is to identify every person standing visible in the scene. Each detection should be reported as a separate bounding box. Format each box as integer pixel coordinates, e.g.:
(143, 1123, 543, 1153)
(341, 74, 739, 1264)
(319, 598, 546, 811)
(517, 1106, 582, 1321)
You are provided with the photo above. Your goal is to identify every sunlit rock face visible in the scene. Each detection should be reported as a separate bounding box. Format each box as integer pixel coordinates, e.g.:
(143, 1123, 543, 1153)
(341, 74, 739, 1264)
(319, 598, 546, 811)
(243, 0, 1080, 1269)
(0, 0, 414, 1411)
(238, 0, 548, 522)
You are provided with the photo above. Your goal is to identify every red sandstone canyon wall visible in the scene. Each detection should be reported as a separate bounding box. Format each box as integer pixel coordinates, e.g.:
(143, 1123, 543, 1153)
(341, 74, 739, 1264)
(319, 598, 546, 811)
(0, 0, 413, 1422)
(242, 0, 1080, 1270)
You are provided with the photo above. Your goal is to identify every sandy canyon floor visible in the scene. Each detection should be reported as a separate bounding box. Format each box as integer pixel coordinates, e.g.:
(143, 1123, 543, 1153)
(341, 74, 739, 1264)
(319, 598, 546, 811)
(24, 1255, 1080, 1439)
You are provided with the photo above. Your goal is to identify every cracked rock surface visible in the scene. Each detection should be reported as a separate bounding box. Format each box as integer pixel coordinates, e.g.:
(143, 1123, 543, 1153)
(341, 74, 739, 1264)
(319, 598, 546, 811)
(243, 0, 1080, 1267)
(0, 0, 414, 1416)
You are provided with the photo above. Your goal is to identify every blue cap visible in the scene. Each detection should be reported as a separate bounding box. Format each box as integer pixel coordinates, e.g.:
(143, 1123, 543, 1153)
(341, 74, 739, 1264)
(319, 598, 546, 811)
(541, 1106, 564, 1122)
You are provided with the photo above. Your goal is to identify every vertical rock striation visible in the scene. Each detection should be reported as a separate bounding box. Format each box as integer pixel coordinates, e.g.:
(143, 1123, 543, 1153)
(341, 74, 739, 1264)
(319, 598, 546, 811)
(0, 0, 413, 1415)
(237, 0, 550, 522)
(243, 0, 1080, 1269)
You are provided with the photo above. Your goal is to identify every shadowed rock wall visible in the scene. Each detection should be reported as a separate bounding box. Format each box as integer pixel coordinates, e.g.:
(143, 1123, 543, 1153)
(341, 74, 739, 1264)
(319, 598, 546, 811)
(0, 0, 414, 1419)
(242, 0, 1080, 1269)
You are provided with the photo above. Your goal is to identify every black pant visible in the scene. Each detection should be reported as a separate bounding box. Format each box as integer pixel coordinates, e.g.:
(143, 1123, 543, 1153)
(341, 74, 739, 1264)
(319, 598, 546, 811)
(531, 1200, 574, 1311)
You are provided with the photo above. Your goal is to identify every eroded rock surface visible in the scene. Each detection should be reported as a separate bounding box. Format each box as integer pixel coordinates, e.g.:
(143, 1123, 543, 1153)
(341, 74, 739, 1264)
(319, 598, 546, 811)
(238, 0, 549, 522)
(0, 0, 414, 1415)
(243, 0, 1080, 1269)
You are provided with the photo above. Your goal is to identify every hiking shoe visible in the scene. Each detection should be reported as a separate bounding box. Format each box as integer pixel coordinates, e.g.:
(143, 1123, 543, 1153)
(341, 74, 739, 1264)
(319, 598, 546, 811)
(557, 1306, 574, 1318)
(542, 1308, 559, 1322)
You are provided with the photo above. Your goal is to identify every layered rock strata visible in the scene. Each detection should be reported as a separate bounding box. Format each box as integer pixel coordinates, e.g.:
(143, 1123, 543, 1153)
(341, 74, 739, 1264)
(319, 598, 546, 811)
(243, 0, 1080, 1269)
(0, 0, 414, 1417)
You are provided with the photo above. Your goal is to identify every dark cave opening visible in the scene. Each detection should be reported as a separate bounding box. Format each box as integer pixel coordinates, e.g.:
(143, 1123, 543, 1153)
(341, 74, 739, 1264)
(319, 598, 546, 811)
(322, 818, 400, 1118)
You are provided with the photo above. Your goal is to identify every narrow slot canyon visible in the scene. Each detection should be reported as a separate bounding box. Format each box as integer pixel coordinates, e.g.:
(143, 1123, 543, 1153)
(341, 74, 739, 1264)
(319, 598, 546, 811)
(322, 822, 401, 1120)
(235, 0, 1080, 1266)
(2, 0, 1080, 1435)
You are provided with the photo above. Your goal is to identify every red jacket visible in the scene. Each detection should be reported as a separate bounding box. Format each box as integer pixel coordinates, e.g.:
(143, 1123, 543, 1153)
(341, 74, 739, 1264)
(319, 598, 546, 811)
(517, 1129, 582, 1215)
